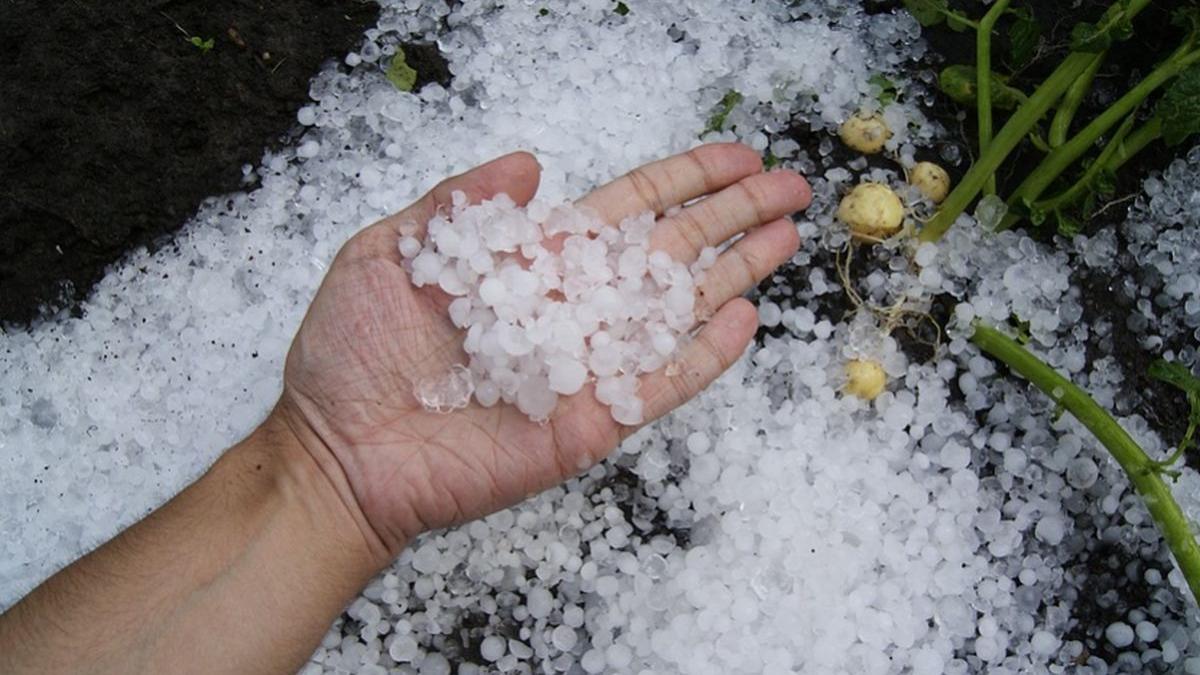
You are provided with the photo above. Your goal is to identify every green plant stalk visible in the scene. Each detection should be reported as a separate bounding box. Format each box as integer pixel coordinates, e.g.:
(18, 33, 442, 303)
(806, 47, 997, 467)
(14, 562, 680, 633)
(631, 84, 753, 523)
(1035, 115, 1165, 216)
(1034, 113, 1137, 214)
(1050, 52, 1107, 148)
(920, 53, 1096, 241)
(1003, 40, 1200, 228)
(971, 324, 1200, 605)
(1039, 118, 1163, 215)
(1108, 116, 1163, 173)
(977, 0, 1011, 196)
(919, 0, 1153, 242)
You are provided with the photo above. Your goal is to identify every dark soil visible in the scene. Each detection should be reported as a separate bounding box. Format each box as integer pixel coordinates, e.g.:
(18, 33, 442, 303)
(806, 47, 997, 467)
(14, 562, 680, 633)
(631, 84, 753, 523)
(0, 0, 380, 326)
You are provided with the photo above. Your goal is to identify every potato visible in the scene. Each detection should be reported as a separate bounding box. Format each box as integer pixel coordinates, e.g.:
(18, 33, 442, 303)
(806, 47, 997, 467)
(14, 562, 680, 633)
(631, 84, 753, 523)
(909, 162, 951, 204)
(845, 359, 887, 400)
(839, 111, 892, 155)
(837, 183, 905, 241)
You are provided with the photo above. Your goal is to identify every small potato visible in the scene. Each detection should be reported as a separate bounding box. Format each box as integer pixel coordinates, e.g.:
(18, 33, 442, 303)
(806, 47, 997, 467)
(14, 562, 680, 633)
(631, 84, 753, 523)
(909, 162, 951, 204)
(839, 111, 892, 155)
(837, 183, 905, 241)
(845, 359, 887, 400)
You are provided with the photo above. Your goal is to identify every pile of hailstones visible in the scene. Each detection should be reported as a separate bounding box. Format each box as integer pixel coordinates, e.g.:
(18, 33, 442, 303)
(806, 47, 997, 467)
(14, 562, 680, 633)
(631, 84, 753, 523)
(399, 191, 714, 424)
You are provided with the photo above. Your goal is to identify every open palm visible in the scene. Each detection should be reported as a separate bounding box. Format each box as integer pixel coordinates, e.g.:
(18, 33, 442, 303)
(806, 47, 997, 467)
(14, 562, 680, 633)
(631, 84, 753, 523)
(277, 145, 810, 555)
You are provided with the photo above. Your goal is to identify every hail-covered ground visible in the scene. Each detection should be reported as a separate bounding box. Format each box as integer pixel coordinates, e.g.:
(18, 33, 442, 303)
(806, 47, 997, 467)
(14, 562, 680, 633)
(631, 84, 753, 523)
(3, 1, 1200, 673)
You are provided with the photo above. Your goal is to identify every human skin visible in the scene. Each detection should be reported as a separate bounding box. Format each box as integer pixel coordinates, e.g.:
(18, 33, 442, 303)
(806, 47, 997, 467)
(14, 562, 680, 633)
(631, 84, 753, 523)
(0, 144, 810, 674)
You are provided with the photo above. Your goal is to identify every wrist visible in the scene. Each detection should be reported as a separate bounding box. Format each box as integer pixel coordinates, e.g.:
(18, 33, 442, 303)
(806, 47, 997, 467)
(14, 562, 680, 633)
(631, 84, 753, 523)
(263, 398, 400, 568)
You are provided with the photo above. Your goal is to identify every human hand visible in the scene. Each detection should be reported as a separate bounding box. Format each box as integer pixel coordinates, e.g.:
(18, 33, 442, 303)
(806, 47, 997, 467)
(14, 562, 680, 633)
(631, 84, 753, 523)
(275, 144, 811, 559)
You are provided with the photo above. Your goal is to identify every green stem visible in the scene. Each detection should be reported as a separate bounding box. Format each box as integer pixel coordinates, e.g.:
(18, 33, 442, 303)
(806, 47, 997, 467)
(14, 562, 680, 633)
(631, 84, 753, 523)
(1108, 116, 1163, 174)
(977, 0, 1012, 196)
(920, 0, 1154, 242)
(940, 8, 980, 31)
(1003, 41, 1200, 228)
(971, 323, 1200, 606)
(1034, 113, 1137, 215)
(920, 53, 1095, 241)
(1050, 52, 1107, 148)
(1027, 129, 1052, 153)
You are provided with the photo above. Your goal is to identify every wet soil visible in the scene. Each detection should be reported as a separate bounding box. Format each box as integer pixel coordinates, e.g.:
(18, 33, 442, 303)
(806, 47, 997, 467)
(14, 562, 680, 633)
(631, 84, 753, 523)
(0, 0, 380, 326)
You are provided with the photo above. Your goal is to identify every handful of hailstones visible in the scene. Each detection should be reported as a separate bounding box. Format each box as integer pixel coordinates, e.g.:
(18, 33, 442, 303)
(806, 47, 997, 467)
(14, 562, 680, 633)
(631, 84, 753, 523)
(399, 191, 715, 425)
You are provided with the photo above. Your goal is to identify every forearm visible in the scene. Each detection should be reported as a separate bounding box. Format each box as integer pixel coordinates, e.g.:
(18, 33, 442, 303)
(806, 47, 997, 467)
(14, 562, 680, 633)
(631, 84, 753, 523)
(0, 410, 393, 675)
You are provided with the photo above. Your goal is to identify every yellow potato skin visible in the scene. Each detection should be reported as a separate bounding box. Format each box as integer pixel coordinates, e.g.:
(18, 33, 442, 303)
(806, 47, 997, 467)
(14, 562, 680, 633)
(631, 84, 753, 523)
(909, 162, 951, 204)
(839, 112, 892, 155)
(838, 183, 905, 241)
(845, 359, 887, 400)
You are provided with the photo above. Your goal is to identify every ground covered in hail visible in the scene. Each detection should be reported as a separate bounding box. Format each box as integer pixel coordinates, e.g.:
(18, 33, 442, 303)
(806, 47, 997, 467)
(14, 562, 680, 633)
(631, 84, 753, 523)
(3, 1, 1200, 674)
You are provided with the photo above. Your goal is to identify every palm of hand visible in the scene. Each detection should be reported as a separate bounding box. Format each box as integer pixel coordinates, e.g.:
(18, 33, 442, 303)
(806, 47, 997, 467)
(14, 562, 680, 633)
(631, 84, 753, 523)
(279, 146, 809, 554)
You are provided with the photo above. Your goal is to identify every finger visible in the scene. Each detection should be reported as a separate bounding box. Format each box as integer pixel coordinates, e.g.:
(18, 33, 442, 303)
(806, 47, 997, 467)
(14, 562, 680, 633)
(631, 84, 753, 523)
(576, 144, 763, 224)
(628, 298, 758, 435)
(650, 170, 811, 262)
(380, 151, 542, 240)
(693, 217, 800, 320)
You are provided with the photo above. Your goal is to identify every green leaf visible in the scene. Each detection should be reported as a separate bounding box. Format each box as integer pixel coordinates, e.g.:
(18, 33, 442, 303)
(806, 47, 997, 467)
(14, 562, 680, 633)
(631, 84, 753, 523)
(946, 11, 974, 32)
(763, 152, 781, 170)
(1150, 360, 1200, 396)
(386, 49, 418, 92)
(868, 73, 899, 106)
(1008, 7, 1042, 64)
(703, 90, 743, 135)
(1070, 22, 1111, 53)
(1171, 7, 1200, 35)
(614, 1, 630, 16)
(938, 65, 976, 105)
(1091, 166, 1117, 196)
(1027, 200, 1048, 227)
(903, 0, 948, 27)
(189, 36, 215, 52)
(1157, 62, 1200, 146)
(938, 65, 1027, 110)
(1070, 4, 1135, 53)
(1054, 210, 1082, 237)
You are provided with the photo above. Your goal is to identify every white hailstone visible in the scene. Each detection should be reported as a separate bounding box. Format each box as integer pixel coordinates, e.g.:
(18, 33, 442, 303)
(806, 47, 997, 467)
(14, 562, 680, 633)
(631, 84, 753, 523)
(758, 301, 782, 328)
(402, 193, 696, 424)
(479, 277, 508, 306)
(910, 648, 944, 675)
(651, 332, 676, 357)
(399, 236, 422, 258)
(389, 636, 419, 663)
(1065, 457, 1099, 489)
(611, 398, 644, 426)
(580, 649, 607, 674)
(606, 643, 633, 669)
(1106, 622, 1135, 648)
(526, 586, 554, 619)
(1030, 631, 1060, 656)
(1034, 514, 1065, 545)
(517, 377, 559, 421)
(548, 358, 589, 395)
(551, 626, 578, 652)
(480, 635, 506, 662)
(419, 653, 451, 675)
